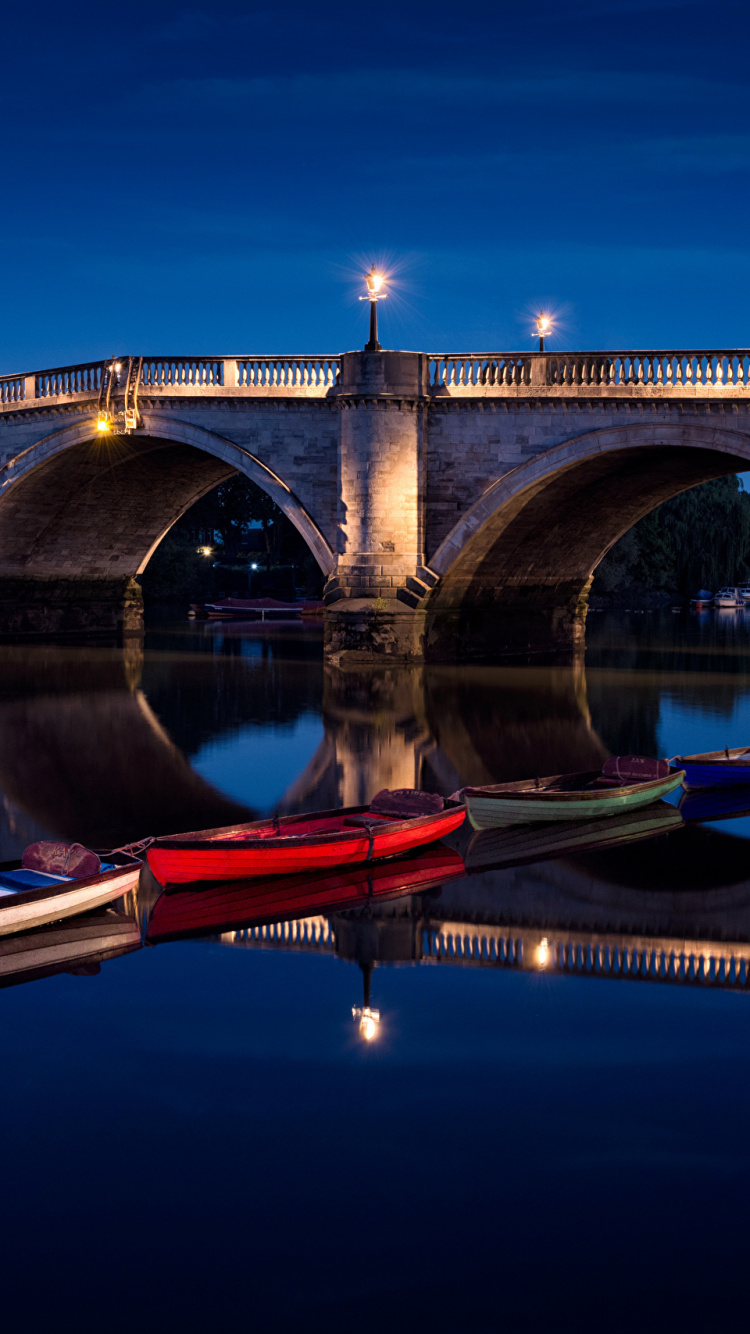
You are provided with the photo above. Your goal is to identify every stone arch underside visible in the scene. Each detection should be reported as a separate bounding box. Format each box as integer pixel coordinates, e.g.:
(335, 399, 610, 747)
(0, 413, 335, 579)
(425, 425, 750, 658)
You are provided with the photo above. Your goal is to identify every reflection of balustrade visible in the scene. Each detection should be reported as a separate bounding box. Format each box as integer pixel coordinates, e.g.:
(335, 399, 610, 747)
(219, 909, 750, 991)
(424, 921, 750, 988)
(221, 916, 335, 951)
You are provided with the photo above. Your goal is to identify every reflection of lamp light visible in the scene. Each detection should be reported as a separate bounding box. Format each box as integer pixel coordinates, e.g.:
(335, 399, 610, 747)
(352, 1005, 381, 1042)
(360, 264, 388, 352)
(536, 936, 550, 968)
(535, 313, 552, 352)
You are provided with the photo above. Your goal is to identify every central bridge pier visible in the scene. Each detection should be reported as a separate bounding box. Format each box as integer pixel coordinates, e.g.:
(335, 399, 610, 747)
(2, 344, 750, 659)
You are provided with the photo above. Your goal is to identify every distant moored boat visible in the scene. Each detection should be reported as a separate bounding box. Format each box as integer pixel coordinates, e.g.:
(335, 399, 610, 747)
(670, 746, 750, 790)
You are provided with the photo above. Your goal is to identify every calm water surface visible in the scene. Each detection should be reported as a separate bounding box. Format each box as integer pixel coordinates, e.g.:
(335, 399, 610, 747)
(2, 610, 750, 1332)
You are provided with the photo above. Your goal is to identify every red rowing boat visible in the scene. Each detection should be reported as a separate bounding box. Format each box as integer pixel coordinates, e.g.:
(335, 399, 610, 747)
(146, 844, 466, 942)
(146, 788, 466, 887)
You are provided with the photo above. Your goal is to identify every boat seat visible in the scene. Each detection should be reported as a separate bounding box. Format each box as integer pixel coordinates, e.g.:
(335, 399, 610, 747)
(368, 789, 445, 818)
(0, 867, 74, 895)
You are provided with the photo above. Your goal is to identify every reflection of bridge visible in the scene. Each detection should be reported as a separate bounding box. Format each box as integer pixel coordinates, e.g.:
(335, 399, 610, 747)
(3, 347, 750, 658)
(217, 840, 750, 993)
(0, 642, 612, 849)
(219, 911, 750, 991)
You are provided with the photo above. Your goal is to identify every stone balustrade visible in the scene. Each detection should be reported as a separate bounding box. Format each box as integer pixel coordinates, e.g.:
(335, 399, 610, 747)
(0, 354, 342, 409)
(427, 348, 750, 397)
(3, 348, 750, 411)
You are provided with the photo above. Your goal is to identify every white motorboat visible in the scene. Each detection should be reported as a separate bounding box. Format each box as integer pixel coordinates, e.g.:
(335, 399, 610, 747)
(714, 586, 744, 607)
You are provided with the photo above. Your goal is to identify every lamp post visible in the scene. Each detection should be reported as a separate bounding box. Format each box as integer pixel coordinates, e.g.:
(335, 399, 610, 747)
(536, 313, 551, 352)
(360, 264, 387, 352)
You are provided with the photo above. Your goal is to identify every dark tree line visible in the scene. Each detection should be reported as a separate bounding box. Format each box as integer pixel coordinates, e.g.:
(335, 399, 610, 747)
(139, 475, 322, 603)
(594, 475, 750, 598)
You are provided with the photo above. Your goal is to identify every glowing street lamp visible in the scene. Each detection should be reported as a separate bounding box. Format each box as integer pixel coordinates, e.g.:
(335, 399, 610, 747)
(536, 313, 552, 352)
(96, 412, 111, 433)
(197, 546, 213, 557)
(360, 264, 387, 352)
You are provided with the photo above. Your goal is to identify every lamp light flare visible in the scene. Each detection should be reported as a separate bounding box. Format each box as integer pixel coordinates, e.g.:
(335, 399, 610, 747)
(536, 937, 550, 969)
(363, 264, 386, 298)
(198, 546, 213, 557)
(352, 1005, 381, 1041)
(535, 312, 552, 351)
(96, 413, 110, 433)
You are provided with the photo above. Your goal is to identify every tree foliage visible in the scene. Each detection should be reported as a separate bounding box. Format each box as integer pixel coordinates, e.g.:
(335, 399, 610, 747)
(594, 475, 750, 597)
(140, 474, 322, 603)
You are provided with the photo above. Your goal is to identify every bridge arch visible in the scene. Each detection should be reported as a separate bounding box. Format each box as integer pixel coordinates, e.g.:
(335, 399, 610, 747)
(0, 410, 335, 581)
(425, 421, 750, 657)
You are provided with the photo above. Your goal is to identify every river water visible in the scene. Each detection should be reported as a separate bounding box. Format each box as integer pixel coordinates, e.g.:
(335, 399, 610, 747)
(2, 610, 750, 1331)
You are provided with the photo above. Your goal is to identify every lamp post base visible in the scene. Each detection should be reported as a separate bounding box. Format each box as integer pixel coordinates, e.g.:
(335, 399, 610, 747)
(364, 301, 381, 352)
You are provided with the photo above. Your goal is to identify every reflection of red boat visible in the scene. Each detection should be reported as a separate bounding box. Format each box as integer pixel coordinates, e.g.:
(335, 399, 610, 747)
(204, 597, 324, 619)
(146, 844, 466, 943)
(147, 790, 466, 887)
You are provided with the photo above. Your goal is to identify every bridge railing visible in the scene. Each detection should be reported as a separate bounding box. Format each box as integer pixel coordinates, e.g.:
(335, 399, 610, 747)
(547, 350, 750, 390)
(0, 355, 341, 408)
(4, 348, 750, 410)
(428, 349, 750, 396)
(429, 354, 534, 389)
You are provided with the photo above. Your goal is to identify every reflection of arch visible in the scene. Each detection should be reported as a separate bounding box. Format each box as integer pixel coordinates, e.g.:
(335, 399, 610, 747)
(277, 662, 610, 810)
(0, 412, 334, 578)
(0, 682, 252, 850)
(429, 423, 750, 609)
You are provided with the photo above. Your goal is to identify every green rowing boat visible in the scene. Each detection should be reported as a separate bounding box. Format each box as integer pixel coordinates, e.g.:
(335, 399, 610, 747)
(465, 801, 684, 871)
(461, 761, 685, 831)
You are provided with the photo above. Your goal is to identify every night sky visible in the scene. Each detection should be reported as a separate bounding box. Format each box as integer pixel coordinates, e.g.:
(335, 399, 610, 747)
(3, 0, 749, 371)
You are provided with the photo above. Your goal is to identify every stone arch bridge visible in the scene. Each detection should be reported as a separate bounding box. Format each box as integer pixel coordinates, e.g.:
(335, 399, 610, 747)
(1, 345, 749, 659)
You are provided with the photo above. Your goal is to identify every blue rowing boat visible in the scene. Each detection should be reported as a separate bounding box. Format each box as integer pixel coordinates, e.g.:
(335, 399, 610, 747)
(670, 746, 750, 790)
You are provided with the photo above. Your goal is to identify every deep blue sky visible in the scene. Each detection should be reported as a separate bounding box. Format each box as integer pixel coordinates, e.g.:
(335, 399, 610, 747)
(2, 0, 749, 371)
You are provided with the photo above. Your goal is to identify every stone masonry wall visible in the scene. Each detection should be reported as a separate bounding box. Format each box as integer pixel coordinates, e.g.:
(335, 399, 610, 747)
(337, 399, 424, 596)
(0, 398, 341, 555)
(423, 399, 750, 563)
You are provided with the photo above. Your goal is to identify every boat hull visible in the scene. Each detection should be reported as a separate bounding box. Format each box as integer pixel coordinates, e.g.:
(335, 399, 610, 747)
(146, 845, 466, 942)
(464, 771, 684, 830)
(0, 859, 141, 936)
(671, 746, 750, 790)
(678, 763, 750, 790)
(147, 802, 466, 886)
(466, 802, 684, 871)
